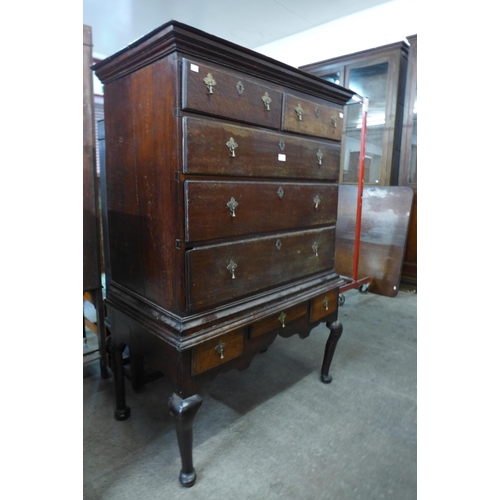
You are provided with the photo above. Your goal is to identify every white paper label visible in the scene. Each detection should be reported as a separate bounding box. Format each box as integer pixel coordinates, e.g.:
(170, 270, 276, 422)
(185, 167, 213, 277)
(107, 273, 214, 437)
(339, 112, 344, 118)
(190, 64, 199, 73)
(278, 154, 286, 162)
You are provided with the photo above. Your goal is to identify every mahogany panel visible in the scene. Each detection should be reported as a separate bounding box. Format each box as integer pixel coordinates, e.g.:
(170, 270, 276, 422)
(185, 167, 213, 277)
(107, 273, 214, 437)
(186, 227, 336, 312)
(335, 185, 413, 297)
(184, 180, 337, 242)
(183, 116, 340, 179)
(283, 93, 344, 141)
(182, 58, 282, 129)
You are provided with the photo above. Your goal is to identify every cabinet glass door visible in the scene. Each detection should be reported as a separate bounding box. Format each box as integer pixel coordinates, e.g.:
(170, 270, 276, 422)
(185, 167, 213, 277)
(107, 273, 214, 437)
(343, 62, 389, 184)
(408, 88, 417, 184)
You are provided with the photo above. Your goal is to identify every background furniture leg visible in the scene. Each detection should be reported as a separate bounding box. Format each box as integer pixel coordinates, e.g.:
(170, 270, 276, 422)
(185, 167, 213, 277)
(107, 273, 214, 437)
(321, 320, 343, 383)
(112, 341, 131, 421)
(168, 393, 203, 488)
(92, 288, 109, 379)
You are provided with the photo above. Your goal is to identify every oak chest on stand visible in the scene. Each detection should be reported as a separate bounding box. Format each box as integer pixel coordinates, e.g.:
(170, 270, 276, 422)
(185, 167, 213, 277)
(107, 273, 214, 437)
(92, 20, 354, 487)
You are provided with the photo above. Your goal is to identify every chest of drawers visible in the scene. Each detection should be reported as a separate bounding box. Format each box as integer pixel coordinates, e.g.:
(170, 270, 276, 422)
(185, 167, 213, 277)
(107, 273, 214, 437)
(93, 20, 354, 487)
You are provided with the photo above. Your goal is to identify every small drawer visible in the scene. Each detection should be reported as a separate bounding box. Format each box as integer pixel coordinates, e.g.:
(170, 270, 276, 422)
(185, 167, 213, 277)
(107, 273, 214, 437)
(184, 180, 338, 242)
(310, 288, 339, 323)
(183, 116, 340, 179)
(283, 93, 343, 141)
(251, 302, 308, 338)
(192, 329, 244, 376)
(182, 58, 282, 129)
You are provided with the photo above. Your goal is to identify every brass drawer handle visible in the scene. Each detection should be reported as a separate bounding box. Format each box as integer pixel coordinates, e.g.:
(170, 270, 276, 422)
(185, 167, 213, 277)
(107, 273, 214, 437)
(295, 103, 303, 121)
(227, 197, 238, 217)
(278, 311, 286, 328)
(323, 296, 329, 311)
(312, 241, 319, 257)
(313, 195, 321, 209)
(316, 149, 323, 166)
(215, 340, 226, 359)
(227, 260, 237, 279)
(331, 115, 338, 128)
(203, 73, 217, 94)
(261, 92, 272, 111)
(226, 137, 238, 157)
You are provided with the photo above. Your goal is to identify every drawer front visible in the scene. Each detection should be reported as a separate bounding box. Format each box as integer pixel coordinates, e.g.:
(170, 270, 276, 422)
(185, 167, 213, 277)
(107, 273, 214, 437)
(184, 180, 338, 242)
(186, 227, 336, 312)
(251, 302, 308, 338)
(183, 116, 340, 179)
(192, 329, 244, 376)
(310, 288, 339, 323)
(283, 93, 343, 141)
(182, 58, 282, 128)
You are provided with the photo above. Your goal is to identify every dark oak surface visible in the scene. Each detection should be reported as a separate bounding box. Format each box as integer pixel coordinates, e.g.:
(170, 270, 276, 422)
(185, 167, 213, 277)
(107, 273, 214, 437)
(183, 116, 341, 179)
(184, 180, 338, 242)
(93, 20, 354, 487)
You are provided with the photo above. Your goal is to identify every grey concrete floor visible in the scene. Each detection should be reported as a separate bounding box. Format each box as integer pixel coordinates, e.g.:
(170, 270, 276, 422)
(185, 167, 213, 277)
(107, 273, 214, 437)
(83, 287, 417, 499)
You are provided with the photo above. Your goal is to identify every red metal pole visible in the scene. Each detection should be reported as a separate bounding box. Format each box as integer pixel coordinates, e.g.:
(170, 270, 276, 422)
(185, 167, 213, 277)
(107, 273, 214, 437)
(352, 97, 368, 281)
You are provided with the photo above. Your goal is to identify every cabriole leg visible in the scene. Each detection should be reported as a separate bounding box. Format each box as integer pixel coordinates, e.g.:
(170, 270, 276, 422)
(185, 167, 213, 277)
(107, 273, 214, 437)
(168, 393, 203, 487)
(321, 320, 343, 384)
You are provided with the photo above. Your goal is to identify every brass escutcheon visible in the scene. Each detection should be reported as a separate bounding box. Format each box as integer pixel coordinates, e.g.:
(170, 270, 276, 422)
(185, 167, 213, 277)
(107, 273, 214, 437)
(203, 73, 217, 94)
(226, 137, 238, 157)
(316, 149, 323, 166)
(227, 197, 238, 217)
(295, 103, 303, 121)
(278, 311, 286, 328)
(261, 92, 272, 111)
(331, 115, 338, 128)
(278, 139, 285, 151)
(313, 195, 321, 209)
(227, 260, 237, 279)
(323, 296, 329, 311)
(215, 340, 226, 359)
(312, 241, 319, 257)
(236, 81, 245, 95)
(277, 186, 284, 199)
(276, 239, 282, 250)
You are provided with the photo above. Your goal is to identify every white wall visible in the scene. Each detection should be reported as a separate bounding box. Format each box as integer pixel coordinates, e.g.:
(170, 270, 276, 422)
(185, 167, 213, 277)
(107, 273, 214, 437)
(252, 0, 417, 68)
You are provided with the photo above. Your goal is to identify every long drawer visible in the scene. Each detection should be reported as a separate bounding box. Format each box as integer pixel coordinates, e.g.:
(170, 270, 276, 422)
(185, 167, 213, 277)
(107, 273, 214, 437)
(283, 92, 344, 141)
(182, 116, 340, 180)
(184, 180, 338, 242)
(181, 58, 282, 129)
(186, 227, 336, 312)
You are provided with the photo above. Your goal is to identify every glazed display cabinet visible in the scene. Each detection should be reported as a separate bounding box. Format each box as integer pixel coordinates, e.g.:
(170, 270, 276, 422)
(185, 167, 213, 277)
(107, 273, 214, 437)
(300, 41, 409, 187)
